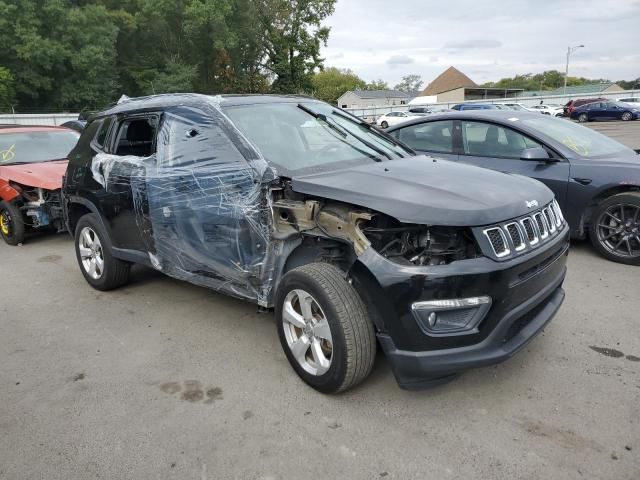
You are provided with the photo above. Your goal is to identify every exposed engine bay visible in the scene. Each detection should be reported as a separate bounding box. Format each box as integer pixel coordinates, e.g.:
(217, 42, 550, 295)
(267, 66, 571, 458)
(272, 191, 479, 267)
(9, 182, 64, 231)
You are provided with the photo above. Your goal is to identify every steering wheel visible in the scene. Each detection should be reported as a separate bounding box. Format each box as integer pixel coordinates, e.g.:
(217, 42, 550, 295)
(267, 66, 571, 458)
(313, 144, 342, 162)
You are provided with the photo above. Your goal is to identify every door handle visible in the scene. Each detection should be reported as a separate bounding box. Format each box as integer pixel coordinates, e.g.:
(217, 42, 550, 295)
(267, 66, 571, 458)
(572, 177, 592, 185)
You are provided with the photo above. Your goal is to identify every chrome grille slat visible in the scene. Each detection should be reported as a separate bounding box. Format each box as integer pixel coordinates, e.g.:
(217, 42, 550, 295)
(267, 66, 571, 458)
(482, 201, 565, 259)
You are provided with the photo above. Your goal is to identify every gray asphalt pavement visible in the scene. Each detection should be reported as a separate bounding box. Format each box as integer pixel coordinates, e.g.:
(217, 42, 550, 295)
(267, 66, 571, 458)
(1, 233, 638, 479)
(584, 120, 640, 150)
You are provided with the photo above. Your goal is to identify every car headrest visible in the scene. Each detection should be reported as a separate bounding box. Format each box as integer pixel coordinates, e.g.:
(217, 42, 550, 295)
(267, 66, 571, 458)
(126, 121, 153, 142)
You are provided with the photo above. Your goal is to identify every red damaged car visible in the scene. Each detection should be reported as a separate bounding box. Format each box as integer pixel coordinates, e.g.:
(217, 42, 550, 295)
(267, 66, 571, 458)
(0, 126, 80, 245)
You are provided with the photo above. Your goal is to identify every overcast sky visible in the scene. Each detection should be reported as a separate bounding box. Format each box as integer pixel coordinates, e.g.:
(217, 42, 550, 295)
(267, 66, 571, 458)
(321, 0, 640, 88)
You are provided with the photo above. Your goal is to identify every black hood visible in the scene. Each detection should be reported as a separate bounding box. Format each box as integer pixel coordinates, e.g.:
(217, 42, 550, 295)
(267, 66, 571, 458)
(291, 156, 554, 226)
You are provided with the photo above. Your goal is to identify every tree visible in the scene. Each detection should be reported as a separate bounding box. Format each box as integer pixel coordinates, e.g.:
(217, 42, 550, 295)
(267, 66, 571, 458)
(0, 67, 16, 111)
(365, 79, 389, 90)
(394, 74, 423, 93)
(481, 70, 610, 91)
(259, 0, 336, 93)
(311, 67, 365, 104)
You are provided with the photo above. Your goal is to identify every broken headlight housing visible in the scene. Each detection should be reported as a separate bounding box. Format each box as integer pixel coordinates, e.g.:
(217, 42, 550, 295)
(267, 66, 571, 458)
(362, 217, 480, 266)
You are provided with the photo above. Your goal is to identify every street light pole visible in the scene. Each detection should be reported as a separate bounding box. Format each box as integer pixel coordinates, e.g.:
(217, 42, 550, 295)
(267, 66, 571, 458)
(564, 44, 585, 95)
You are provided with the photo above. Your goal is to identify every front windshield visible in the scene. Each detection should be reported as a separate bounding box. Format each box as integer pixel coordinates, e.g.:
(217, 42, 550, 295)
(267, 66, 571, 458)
(521, 116, 633, 158)
(0, 130, 80, 165)
(223, 102, 411, 176)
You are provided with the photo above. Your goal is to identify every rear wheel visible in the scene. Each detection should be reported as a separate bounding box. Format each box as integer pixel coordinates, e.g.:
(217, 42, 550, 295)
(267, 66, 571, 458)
(0, 201, 25, 245)
(621, 112, 632, 121)
(74, 213, 131, 290)
(578, 113, 588, 123)
(275, 263, 376, 393)
(381, 121, 389, 129)
(589, 193, 640, 265)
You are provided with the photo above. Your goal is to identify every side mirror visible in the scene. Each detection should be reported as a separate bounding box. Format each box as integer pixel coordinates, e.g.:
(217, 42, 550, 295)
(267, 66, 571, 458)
(520, 147, 552, 161)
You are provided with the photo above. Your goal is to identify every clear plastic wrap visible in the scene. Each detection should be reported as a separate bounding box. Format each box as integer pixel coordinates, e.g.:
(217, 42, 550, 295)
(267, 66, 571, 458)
(91, 97, 283, 305)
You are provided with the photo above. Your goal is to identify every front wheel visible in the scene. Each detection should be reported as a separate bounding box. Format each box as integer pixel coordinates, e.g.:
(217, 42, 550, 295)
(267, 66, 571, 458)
(578, 113, 588, 123)
(275, 263, 376, 393)
(0, 201, 25, 245)
(74, 213, 131, 290)
(621, 112, 632, 121)
(589, 192, 640, 265)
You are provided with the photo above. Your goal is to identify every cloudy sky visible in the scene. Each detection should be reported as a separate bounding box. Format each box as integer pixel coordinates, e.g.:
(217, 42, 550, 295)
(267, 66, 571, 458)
(320, 0, 640, 88)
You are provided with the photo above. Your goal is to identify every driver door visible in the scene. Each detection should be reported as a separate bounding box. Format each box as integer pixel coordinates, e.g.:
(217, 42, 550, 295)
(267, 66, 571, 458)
(144, 106, 268, 299)
(458, 120, 571, 207)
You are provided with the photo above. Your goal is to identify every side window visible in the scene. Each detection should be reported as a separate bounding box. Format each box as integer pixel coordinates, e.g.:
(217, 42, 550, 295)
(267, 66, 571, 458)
(93, 116, 114, 150)
(462, 121, 542, 158)
(113, 116, 158, 157)
(157, 107, 247, 168)
(396, 120, 454, 153)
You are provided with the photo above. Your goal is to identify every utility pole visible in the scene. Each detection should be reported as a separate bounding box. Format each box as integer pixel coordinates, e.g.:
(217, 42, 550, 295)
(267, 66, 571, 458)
(564, 45, 585, 95)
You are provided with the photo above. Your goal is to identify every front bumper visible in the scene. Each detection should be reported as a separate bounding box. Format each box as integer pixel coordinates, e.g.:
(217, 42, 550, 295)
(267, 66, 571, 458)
(354, 226, 569, 389)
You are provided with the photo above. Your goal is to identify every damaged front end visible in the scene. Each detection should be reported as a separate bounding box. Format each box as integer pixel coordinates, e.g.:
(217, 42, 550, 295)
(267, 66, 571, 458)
(8, 182, 65, 231)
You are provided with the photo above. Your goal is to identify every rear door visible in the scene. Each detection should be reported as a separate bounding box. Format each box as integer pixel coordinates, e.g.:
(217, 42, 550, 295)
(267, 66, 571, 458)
(389, 120, 459, 161)
(458, 120, 571, 206)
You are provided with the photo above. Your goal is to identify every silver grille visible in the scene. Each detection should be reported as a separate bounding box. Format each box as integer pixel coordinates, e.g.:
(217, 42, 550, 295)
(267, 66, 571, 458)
(482, 200, 566, 259)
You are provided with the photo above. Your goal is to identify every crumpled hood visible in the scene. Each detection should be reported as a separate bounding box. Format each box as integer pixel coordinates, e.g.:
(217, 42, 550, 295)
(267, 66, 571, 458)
(291, 156, 554, 226)
(0, 160, 68, 190)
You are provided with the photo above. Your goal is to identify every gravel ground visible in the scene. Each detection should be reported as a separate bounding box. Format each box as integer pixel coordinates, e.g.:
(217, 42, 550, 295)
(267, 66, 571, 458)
(1, 233, 638, 479)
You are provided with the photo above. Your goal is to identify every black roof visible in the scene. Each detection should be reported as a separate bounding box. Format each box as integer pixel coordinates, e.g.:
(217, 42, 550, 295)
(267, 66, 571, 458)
(98, 93, 322, 117)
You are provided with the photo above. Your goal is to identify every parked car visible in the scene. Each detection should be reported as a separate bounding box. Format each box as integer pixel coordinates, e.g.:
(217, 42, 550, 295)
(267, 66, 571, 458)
(62, 94, 568, 392)
(376, 111, 421, 128)
(61, 120, 87, 133)
(563, 98, 605, 117)
(500, 103, 536, 112)
(0, 125, 80, 245)
(387, 111, 640, 265)
(570, 101, 640, 122)
(451, 103, 499, 111)
(530, 104, 564, 117)
(617, 97, 640, 107)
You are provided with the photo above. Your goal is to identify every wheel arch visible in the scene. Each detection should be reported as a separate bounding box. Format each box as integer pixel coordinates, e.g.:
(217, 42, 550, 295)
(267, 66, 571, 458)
(578, 184, 640, 237)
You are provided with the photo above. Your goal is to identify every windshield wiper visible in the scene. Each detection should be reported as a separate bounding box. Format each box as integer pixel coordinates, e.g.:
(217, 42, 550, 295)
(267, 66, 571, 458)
(297, 104, 347, 138)
(298, 104, 388, 161)
(331, 109, 414, 155)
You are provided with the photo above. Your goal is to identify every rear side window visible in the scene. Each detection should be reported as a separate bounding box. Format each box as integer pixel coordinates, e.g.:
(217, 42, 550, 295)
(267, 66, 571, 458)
(94, 117, 114, 149)
(394, 120, 454, 154)
(112, 116, 158, 157)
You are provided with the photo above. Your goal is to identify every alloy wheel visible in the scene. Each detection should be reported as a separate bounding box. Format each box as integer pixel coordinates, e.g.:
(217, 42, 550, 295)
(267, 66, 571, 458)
(282, 289, 333, 376)
(0, 210, 11, 237)
(78, 226, 105, 280)
(596, 203, 640, 259)
(621, 112, 632, 121)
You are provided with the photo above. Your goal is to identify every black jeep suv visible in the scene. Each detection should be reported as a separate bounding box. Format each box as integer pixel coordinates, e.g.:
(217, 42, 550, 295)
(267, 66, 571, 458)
(62, 94, 569, 393)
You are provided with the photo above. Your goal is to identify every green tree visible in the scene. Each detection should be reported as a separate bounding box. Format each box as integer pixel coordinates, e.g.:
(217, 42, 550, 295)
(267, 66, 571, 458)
(311, 67, 365, 104)
(365, 79, 389, 90)
(259, 0, 336, 93)
(394, 74, 423, 93)
(0, 67, 16, 111)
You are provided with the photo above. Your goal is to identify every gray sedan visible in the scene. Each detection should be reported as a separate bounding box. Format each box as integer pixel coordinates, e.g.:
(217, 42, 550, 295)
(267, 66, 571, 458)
(386, 111, 640, 265)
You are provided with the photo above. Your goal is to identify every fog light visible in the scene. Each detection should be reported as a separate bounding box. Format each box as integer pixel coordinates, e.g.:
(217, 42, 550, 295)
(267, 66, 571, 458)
(411, 296, 492, 337)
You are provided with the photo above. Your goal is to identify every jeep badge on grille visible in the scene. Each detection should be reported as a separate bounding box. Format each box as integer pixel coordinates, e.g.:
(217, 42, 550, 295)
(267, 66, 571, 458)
(526, 200, 539, 209)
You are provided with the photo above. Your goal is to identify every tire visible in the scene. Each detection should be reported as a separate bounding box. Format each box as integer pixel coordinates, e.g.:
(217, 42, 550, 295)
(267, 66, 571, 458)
(0, 201, 25, 245)
(578, 113, 588, 123)
(275, 263, 376, 393)
(588, 192, 640, 266)
(381, 121, 388, 129)
(74, 213, 131, 290)
(621, 112, 632, 121)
